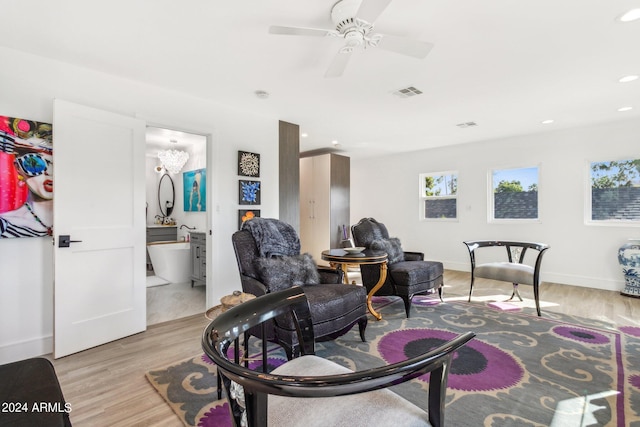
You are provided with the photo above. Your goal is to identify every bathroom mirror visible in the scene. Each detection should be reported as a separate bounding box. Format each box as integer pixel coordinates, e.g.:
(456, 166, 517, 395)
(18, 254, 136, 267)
(158, 173, 175, 217)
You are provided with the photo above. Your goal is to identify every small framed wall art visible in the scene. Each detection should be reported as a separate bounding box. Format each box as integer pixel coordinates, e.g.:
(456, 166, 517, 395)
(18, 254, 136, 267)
(183, 168, 206, 212)
(239, 180, 260, 205)
(238, 151, 260, 177)
(238, 209, 260, 229)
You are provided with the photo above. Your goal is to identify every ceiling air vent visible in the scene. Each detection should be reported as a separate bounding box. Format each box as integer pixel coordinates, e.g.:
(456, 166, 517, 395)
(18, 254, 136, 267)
(392, 86, 423, 98)
(456, 121, 478, 128)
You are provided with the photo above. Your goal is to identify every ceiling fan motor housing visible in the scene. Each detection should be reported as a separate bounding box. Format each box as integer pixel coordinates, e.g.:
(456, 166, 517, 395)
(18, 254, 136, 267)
(331, 0, 362, 24)
(332, 0, 375, 51)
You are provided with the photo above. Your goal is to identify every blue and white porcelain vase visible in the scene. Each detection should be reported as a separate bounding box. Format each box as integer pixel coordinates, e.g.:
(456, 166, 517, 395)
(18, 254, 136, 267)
(619, 238, 640, 298)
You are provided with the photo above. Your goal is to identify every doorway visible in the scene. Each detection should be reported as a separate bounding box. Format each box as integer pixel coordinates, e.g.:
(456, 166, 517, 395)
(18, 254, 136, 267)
(145, 126, 207, 325)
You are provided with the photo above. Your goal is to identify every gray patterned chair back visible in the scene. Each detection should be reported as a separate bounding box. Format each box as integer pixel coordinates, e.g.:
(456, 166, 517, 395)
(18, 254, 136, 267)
(351, 217, 390, 247)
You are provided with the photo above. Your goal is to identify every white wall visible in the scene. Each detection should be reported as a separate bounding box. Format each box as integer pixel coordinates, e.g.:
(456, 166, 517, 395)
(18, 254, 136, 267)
(351, 118, 640, 292)
(0, 47, 279, 364)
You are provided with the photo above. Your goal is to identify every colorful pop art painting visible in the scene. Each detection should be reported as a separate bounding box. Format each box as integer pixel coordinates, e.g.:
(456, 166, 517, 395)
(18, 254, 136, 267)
(0, 115, 53, 238)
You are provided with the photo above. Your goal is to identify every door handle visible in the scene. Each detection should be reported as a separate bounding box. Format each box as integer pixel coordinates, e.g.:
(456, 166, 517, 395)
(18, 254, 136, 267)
(58, 235, 83, 248)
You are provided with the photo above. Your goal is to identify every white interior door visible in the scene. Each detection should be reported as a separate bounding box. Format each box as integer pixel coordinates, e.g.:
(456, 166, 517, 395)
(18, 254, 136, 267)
(53, 99, 146, 358)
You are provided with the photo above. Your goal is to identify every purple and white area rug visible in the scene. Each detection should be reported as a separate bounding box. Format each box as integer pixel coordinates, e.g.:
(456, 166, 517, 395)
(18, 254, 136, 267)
(146, 296, 640, 426)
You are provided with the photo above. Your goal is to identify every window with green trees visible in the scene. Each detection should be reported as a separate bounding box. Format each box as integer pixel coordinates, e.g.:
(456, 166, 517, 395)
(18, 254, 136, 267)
(490, 166, 539, 220)
(590, 159, 640, 222)
(419, 171, 458, 219)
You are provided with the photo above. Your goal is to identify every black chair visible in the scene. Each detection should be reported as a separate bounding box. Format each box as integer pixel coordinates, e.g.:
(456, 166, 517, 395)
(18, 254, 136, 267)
(202, 286, 475, 427)
(232, 218, 367, 359)
(0, 357, 72, 427)
(463, 240, 550, 316)
(351, 217, 444, 317)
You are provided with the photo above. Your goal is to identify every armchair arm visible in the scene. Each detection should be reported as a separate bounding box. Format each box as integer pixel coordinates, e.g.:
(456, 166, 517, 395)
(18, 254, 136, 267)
(317, 265, 344, 284)
(403, 251, 424, 261)
(239, 274, 268, 297)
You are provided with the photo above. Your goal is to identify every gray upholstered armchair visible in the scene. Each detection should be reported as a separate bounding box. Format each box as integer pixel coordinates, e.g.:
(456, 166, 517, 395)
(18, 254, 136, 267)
(232, 218, 368, 359)
(351, 218, 444, 317)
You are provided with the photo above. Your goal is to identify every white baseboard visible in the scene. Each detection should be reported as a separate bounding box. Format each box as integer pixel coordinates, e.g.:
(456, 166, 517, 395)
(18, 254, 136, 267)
(443, 261, 470, 272)
(443, 263, 624, 293)
(542, 272, 622, 292)
(0, 335, 53, 365)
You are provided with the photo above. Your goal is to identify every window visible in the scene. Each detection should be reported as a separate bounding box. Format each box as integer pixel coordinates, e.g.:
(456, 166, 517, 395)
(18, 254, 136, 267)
(589, 158, 640, 223)
(420, 171, 458, 220)
(490, 166, 539, 220)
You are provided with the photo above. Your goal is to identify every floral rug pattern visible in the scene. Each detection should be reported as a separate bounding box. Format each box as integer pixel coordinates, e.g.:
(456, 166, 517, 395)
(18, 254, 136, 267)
(146, 296, 640, 426)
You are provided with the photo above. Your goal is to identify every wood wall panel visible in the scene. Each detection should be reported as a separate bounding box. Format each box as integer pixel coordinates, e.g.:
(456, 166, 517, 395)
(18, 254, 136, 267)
(330, 154, 350, 248)
(279, 121, 300, 233)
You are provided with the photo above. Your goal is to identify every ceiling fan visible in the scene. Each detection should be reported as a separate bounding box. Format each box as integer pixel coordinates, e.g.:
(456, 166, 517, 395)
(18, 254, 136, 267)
(269, 0, 434, 78)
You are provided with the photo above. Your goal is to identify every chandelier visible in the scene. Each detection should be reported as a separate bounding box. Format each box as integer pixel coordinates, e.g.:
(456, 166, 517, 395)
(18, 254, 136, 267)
(158, 149, 189, 174)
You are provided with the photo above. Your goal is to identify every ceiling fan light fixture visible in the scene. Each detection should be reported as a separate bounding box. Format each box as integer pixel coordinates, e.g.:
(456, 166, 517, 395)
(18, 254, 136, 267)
(344, 30, 364, 47)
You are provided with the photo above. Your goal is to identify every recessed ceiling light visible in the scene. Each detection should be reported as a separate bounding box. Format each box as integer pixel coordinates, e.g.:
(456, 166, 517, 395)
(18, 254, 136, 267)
(618, 106, 633, 112)
(618, 8, 640, 22)
(619, 75, 639, 83)
(331, 140, 339, 145)
(300, 133, 308, 138)
(541, 119, 554, 124)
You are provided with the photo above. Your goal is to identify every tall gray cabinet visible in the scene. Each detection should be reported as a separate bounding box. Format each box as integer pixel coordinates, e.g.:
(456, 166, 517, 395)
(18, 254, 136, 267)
(299, 153, 350, 263)
(190, 232, 206, 287)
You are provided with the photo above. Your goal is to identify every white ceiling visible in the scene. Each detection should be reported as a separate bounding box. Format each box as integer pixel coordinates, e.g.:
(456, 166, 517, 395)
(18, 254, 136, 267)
(1, 0, 639, 158)
(145, 126, 205, 156)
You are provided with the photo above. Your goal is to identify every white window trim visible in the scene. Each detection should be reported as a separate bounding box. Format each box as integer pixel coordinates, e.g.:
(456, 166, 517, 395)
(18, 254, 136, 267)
(419, 171, 458, 222)
(488, 165, 541, 224)
(585, 157, 640, 227)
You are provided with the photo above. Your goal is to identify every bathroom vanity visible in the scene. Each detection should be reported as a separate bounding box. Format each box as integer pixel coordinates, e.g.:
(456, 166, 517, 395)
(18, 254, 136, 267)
(146, 225, 177, 270)
(190, 232, 206, 287)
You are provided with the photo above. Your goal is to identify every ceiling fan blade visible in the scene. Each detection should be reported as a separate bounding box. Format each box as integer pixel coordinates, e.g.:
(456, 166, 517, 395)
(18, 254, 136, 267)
(376, 34, 433, 59)
(269, 25, 333, 37)
(324, 49, 353, 78)
(356, 0, 392, 23)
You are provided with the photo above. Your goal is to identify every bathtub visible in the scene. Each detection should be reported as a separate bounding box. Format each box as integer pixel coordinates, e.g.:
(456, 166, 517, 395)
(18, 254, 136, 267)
(147, 241, 191, 283)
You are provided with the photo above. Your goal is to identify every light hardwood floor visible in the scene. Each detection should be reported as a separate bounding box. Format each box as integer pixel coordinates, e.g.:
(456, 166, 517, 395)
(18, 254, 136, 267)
(49, 271, 639, 426)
